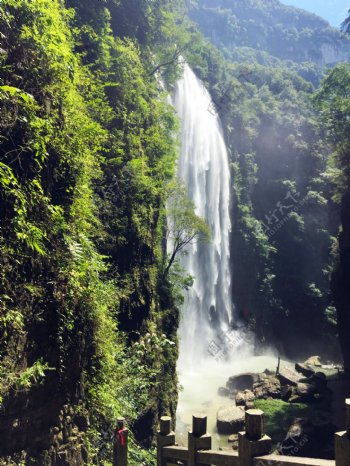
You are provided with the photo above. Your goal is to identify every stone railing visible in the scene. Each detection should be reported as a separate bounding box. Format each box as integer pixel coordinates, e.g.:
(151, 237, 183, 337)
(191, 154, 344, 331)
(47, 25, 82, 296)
(113, 400, 350, 466)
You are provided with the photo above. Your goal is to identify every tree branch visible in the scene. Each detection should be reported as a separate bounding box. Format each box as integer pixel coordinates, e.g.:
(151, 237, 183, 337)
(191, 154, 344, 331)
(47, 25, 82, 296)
(148, 46, 186, 76)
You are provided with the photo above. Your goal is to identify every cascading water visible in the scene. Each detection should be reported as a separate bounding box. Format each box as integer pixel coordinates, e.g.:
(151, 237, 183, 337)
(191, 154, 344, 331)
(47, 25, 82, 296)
(174, 64, 242, 369)
(173, 65, 275, 446)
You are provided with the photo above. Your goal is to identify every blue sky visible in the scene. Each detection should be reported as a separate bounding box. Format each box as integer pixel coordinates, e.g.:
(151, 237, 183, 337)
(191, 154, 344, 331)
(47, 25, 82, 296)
(279, 0, 349, 27)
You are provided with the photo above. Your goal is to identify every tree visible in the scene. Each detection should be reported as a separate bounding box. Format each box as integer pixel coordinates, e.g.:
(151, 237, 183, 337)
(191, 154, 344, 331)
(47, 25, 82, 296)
(314, 64, 350, 196)
(314, 64, 350, 374)
(163, 179, 210, 278)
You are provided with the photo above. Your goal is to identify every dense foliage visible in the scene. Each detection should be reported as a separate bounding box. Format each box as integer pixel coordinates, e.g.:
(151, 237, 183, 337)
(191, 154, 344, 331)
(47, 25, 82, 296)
(181, 2, 342, 359)
(314, 64, 350, 373)
(225, 63, 338, 357)
(0, 0, 189, 464)
(190, 0, 350, 85)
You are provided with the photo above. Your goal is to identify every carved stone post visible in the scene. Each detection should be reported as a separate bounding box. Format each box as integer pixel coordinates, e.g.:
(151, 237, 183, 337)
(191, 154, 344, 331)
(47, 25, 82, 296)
(335, 399, 350, 466)
(238, 409, 272, 466)
(113, 418, 128, 466)
(188, 415, 212, 466)
(157, 416, 175, 466)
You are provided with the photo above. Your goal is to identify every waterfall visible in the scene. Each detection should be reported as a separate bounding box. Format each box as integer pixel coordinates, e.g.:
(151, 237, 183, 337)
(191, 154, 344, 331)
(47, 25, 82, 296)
(174, 64, 243, 369)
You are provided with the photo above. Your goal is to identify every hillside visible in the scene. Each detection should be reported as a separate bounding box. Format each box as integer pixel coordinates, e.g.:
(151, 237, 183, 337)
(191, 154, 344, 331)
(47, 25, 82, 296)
(0, 1, 183, 463)
(184, 0, 344, 361)
(190, 0, 350, 82)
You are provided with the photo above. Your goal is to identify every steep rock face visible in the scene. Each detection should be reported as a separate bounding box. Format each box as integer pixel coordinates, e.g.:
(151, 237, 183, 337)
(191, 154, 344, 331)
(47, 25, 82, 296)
(319, 44, 350, 66)
(0, 0, 179, 464)
(0, 401, 88, 466)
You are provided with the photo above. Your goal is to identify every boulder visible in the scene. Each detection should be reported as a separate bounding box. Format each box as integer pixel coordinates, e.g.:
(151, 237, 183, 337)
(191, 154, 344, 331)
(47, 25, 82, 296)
(263, 368, 276, 377)
(278, 367, 301, 387)
(278, 417, 334, 458)
(226, 373, 260, 392)
(228, 434, 238, 443)
(297, 383, 316, 395)
(218, 387, 230, 397)
(235, 390, 255, 407)
(216, 406, 245, 434)
(304, 356, 322, 367)
(253, 377, 281, 400)
(313, 388, 332, 403)
(295, 363, 315, 378)
(278, 418, 314, 456)
(281, 385, 294, 402)
(289, 383, 317, 403)
(303, 372, 327, 389)
(314, 372, 327, 383)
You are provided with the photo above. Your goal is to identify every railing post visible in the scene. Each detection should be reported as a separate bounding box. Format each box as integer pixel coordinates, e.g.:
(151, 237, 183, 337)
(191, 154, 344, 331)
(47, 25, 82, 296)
(335, 399, 350, 466)
(188, 415, 212, 466)
(238, 409, 271, 466)
(113, 418, 128, 466)
(157, 416, 175, 466)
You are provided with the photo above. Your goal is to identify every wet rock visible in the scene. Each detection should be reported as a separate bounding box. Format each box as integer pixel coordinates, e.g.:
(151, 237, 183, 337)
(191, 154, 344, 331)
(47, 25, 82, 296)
(263, 368, 276, 376)
(235, 390, 255, 407)
(313, 388, 333, 403)
(314, 372, 327, 383)
(226, 373, 260, 392)
(228, 434, 238, 443)
(218, 387, 230, 397)
(290, 383, 317, 403)
(303, 372, 327, 390)
(253, 377, 281, 399)
(279, 417, 335, 458)
(295, 363, 315, 378)
(304, 356, 322, 367)
(281, 385, 294, 402)
(297, 383, 317, 396)
(278, 367, 301, 387)
(216, 405, 245, 434)
(278, 418, 313, 456)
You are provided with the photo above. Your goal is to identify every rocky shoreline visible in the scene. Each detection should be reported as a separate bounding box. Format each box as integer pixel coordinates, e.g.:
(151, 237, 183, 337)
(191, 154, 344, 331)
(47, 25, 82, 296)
(216, 356, 341, 459)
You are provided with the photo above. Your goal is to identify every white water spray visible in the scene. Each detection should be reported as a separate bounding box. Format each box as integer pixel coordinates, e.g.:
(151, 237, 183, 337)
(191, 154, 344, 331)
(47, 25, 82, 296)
(174, 64, 246, 369)
(172, 65, 277, 446)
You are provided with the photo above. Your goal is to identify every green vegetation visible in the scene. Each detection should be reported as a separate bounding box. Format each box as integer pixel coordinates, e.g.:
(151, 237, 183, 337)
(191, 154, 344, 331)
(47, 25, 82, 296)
(164, 179, 210, 278)
(0, 0, 190, 464)
(184, 1, 342, 359)
(227, 62, 337, 355)
(190, 0, 350, 84)
(254, 398, 331, 444)
(314, 64, 350, 374)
